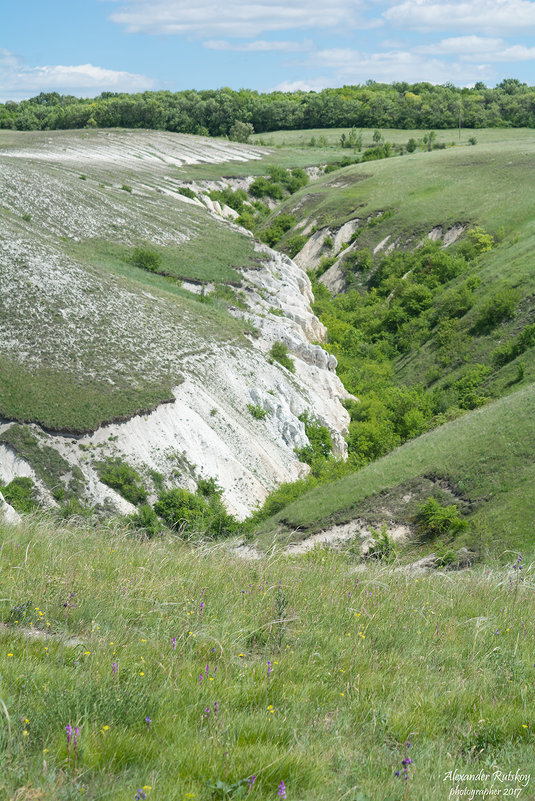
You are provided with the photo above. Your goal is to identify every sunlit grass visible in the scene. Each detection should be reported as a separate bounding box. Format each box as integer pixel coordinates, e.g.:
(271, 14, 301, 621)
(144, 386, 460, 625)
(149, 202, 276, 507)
(0, 518, 534, 800)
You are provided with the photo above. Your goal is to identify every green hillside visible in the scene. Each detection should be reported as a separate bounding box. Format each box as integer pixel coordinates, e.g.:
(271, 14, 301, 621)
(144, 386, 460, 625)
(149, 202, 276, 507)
(256, 384, 535, 557)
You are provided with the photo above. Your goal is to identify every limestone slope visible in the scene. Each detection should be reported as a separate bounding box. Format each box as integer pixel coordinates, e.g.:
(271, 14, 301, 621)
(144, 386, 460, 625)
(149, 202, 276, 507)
(0, 130, 349, 518)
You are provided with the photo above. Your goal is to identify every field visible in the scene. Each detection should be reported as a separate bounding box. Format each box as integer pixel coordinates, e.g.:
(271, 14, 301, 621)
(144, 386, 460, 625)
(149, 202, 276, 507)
(0, 517, 534, 801)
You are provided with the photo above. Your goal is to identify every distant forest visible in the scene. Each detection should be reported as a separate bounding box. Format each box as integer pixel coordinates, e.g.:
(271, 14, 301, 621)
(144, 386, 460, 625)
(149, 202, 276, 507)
(3, 80, 535, 135)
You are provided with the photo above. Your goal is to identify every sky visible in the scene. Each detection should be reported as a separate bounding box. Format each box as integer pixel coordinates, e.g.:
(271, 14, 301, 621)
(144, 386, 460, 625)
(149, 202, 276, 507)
(2, 0, 535, 101)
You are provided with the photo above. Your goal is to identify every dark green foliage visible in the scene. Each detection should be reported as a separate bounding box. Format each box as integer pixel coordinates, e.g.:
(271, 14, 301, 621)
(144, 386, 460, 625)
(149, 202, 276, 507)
(365, 523, 397, 562)
(295, 411, 333, 465)
(154, 487, 238, 538)
(130, 246, 162, 273)
(121, 184, 132, 193)
(126, 504, 164, 538)
(209, 187, 248, 213)
(474, 287, 521, 331)
(247, 403, 268, 420)
(260, 213, 296, 246)
(0, 424, 81, 501)
(406, 138, 417, 152)
(414, 497, 467, 540)
(6, 83, 535, 137)
(362, 143, 392, 162)
(228, 120, 254, 142)
(492, 323, 535, 366)
(178, 186, 197, 199)
(96, 457, 148, 506)
(0, 477, 38, 514)
(285, 234, 307, 258)
(453, 365, 490, 409)
(270, 341, 295, 372)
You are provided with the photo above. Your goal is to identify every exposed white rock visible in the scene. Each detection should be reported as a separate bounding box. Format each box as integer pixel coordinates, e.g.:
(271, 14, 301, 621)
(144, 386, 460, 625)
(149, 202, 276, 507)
(0, 491, 21, 525)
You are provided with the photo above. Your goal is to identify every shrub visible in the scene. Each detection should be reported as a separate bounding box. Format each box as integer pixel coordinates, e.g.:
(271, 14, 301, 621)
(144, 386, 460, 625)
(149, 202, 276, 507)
(178, 186, 196, 200)
(228, 121, 254, 143)
(154, 487, 238, 538)
(121, 184, 132, 192)
(414, 497, 467, 540)
(474, 287, 521, 331)
(126, 504, 164, 539)
(0, 477, 38, 514)
(131, 246, 162, 273)
(365, 523, 396, 562)
(97, 458, 148, 506)
(295, 412, 332, 465)
(406, 138, 417, 153)
(492, 322, 535, 366)
(270, 341, 295, 372)
(247, 403, 268, 420)
(285, 234, 307, 258)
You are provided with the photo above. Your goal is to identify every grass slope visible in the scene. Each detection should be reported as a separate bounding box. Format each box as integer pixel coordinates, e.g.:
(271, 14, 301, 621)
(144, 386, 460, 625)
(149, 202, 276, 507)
(0, 130, 259, 431)
(257, 384, 535, 557)
(0, 518, 534, 801)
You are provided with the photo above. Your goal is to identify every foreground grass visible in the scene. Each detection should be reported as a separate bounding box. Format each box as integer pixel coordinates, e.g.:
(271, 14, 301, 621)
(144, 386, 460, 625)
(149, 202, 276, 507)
(0, 519, 534, 800)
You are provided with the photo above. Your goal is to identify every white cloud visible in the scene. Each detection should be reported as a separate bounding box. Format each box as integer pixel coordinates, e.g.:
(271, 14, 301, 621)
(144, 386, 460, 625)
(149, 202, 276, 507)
(416, 35, 535, 61)
(108, 0, 365, 37)
(415, 35, 504, 54)
(203, 38, 313, 52)
(0, 50, 155, 101)
(304, 47, 493, 84)
(271, 77, 337, 91)
(384, 0, 535, 34)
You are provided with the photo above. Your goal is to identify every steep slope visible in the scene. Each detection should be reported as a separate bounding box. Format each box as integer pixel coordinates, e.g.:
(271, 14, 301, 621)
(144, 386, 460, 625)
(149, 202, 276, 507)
(255, 383, 535, 556)
(0, 130, 349, 518)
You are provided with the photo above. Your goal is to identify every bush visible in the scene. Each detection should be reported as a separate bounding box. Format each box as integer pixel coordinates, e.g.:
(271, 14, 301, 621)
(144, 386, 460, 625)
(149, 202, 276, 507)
(126, 504, 164, 538)
(285, 234, 307, 258)
(365, 523, 396, 562)
(229, 121, 254, 143)
(492, 323, 535, 366)
(474, 287, 521, 331)
(131, 246, 162, 273)
(295, 412, 332, 465)
(247, 403, 268, 420)
(270, 341, 295, 372)
(0, 477, 38, 514)
(178, 186, 197, 200)
(97, 458, 148, 506)
(154, 487, 238, 538)
(414, 497, 467, 540)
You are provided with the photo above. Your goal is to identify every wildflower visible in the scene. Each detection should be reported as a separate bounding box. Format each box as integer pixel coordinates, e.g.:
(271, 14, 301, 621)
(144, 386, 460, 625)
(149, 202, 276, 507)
(102, 725, 110, 731)
(214, 701, 218, 718)
(267, 661, 272, 676)
(203, 707, 211, 719)
(112, 661, 118, 680)
(66, 724, 73, 744)
(248, 775, 256, 789)
(22, 730, 29, 737)
(199, 673, 204, 684)
(172, 637, 177, 650)
(135, 792, 146, 801)
(145, 716, 151, 731)
(277, 780, 287, 798)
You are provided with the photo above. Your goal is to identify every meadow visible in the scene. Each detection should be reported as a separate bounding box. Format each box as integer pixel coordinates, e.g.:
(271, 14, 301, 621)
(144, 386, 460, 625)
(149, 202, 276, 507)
(0, 517, 534, 801)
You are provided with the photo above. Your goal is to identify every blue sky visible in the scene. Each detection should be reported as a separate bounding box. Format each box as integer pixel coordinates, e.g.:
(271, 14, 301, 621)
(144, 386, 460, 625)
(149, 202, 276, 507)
(3, 0, 535, 100)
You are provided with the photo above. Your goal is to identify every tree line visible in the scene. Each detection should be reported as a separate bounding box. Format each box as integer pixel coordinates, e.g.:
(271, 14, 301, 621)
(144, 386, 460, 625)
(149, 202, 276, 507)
(2, 79, 535, 135)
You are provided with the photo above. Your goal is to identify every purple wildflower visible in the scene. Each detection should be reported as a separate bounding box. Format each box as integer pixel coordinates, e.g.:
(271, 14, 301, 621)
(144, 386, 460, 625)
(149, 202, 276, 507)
(267, 661, 272, 676)
(172, 637, 177, 650)
(277, 780, 287, 798)
(112, 661, 118, 680)
(145, 716, 151, 731)
(214, 701, 219, 718)
(199, 673, 204, 684)
(248, 775, 256, 789)
(65, 724, 73, 744)
(200, 601, 205, 616)
(135, 792, 146, 801)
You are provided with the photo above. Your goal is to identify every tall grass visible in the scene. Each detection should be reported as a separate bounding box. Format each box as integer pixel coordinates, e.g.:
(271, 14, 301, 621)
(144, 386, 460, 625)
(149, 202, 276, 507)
(0, 518, 534, 800)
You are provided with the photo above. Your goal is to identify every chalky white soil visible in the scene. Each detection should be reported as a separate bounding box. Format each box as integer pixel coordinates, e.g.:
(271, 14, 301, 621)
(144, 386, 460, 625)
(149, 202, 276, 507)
(0, 130, 350, 518)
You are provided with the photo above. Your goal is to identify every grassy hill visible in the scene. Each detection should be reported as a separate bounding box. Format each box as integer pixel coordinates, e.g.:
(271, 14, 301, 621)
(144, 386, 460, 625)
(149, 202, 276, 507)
(255, 382, 535, 558)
